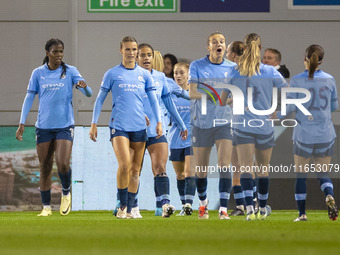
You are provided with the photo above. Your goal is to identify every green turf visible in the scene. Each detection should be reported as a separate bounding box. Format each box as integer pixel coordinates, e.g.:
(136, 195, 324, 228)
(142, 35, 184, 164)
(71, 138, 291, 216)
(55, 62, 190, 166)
(0, 210, 339, 255)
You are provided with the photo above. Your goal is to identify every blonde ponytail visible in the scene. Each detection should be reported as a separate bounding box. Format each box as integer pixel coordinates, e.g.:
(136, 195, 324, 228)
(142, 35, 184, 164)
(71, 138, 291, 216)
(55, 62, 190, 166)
(152, 51, 164, 72)
(237, 34, 261, 77)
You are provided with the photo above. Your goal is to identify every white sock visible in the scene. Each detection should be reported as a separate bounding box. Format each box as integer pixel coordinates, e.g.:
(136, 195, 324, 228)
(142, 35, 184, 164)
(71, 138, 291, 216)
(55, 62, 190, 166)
(236, 205, 244, 211)
(43, 205, 51, 210)
(219, 207, 227, 213)
(260, 207, 266, 213)
(199, 198, 208, 207)
(246, 205, 254, 214)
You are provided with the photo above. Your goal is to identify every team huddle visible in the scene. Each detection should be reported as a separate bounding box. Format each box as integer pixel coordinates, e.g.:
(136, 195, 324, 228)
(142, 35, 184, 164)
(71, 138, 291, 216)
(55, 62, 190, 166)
(16, 32, 338, 222)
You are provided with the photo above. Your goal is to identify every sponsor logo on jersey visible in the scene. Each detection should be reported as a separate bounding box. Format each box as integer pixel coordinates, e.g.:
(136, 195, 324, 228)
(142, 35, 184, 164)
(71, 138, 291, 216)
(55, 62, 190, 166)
(177, 106, 190, 111)
(119, 84, 143, 89)
(42, 83, 65, 89)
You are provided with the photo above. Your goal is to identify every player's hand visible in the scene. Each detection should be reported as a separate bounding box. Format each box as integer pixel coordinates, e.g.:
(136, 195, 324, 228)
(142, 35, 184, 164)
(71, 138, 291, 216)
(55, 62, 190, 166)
(180, 129, 188, 140)
(226, 97, 233, 106)
(155, 122, 163, 139)
(76, 80, 87, 89)
(89, 123, 98, 142)
(270, 111, 279, 119)
(145, 115, 150, 126)
(16, 124, 25, 141)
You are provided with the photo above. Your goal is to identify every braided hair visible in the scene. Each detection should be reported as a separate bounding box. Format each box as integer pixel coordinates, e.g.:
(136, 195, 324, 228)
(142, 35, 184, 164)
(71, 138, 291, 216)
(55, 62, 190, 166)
(43, 38, 67, 79)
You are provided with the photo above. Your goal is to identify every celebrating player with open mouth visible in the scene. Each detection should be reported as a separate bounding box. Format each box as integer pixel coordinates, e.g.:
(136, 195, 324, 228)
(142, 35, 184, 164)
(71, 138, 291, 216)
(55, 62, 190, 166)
(189, 32, 235, 220)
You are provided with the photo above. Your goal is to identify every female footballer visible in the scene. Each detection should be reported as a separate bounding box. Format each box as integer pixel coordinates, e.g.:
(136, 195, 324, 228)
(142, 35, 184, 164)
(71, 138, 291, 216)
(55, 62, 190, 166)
(89, 36, 162, 219)
(16, 38, 92, 216)
(276, 45, 338, 222)
(189, 32, 236, 220)
(224, 33, 287, 220)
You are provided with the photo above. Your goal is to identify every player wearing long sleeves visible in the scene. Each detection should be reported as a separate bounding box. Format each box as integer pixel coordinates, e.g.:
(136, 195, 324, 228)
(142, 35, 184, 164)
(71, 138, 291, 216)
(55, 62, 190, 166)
(168, 62, 195, 216)
(16, 38, 92, 217)
(89, 36, 162, 219)
(128, 43, 187, 218)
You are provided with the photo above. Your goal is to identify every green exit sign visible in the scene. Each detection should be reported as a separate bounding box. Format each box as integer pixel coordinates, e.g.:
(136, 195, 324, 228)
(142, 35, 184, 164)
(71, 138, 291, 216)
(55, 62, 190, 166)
(88, 0, 177, 12)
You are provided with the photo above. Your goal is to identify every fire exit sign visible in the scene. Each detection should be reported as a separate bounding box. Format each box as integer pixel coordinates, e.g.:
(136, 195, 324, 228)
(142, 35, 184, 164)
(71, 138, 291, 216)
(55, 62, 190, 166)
(88, 0, 177, 12)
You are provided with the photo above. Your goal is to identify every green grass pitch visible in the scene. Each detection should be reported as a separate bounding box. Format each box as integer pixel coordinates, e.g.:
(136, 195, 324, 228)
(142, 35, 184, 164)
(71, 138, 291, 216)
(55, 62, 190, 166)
(1, 210, 340, 255)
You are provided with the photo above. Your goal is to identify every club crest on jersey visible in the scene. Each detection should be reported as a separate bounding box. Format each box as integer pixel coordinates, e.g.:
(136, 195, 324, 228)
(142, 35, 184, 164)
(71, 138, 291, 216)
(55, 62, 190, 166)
(61, 74, 66, 79)
(138, 76, 145, 82)
(155, 81, 160, 87)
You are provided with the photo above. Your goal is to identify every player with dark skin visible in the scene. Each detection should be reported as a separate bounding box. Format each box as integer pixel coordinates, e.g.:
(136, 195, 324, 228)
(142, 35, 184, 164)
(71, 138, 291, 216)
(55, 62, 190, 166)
(16, 39, 92, 216)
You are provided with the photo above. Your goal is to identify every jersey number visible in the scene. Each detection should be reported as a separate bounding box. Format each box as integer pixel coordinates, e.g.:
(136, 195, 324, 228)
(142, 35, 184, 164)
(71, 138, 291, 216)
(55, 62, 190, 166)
(308, 86, 329, 111)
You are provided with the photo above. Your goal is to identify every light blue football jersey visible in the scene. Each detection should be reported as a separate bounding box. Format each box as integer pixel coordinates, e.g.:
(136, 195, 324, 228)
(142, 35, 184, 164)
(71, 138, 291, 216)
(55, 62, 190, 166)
(144, 70, 187, 138)
(100, 63, 155, 132)
(163, 78, 190, 127)
(26, 63, 85, 129)
(289, 70, 338, 144)
(227, 63, 288, 135)
(189, 56, 235, 129)
(167, 78, 189, 98)
(168, 92, 191, 149)
(143, 69, 169, 138)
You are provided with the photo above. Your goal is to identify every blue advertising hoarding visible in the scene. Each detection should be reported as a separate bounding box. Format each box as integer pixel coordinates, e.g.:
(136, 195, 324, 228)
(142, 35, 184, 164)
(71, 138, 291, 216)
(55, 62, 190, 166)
(293, 0, 340, 5)
(289, 0, 340, 9)
(181, 0, 270, 12)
